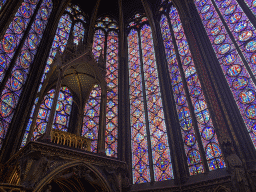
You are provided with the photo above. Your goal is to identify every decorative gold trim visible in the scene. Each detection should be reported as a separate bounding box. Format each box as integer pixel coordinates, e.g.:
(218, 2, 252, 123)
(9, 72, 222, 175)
(51, 129, 92, 151)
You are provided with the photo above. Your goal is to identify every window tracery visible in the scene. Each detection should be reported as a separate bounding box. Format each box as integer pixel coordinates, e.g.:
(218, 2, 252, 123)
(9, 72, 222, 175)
(22, 4, 86, 147)
(88, 16, 119, 157)
(128, 14, 174, 184)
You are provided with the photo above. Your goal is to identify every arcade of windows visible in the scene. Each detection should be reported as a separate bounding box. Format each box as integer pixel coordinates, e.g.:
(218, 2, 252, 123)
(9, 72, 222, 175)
(0, 0, 256, 185)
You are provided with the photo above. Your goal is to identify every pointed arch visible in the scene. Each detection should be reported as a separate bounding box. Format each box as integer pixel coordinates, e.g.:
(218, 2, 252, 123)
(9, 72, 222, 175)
(128, 13, 174, 183)
(91, 16, 119, 157)
(128, 28, 151, 184)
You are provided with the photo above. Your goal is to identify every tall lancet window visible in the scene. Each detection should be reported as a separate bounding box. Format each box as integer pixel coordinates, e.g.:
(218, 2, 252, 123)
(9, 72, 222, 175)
(128, 14, 173, 184)
(0, 0, 53, 148)
(85, 16, 119, 157)
(194, 0, 256, 148)
(21, 4, 86, 147)
(159, 2, 225, 176)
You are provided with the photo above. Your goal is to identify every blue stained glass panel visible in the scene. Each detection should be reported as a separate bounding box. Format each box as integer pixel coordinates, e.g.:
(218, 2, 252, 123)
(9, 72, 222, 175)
(1, 0, 53, 148)
(194, 0, 256, 148)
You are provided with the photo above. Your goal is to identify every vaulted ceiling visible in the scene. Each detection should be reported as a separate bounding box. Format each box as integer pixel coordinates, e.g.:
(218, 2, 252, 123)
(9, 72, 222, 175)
(71, 0, 162, 24)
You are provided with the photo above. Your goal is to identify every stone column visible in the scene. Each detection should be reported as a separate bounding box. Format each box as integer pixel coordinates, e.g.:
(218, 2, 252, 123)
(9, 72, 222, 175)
(97, 86, 107, 154)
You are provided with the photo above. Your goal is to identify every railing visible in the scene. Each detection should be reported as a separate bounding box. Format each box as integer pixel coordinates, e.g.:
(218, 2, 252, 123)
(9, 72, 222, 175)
(50, 129, 91, 152)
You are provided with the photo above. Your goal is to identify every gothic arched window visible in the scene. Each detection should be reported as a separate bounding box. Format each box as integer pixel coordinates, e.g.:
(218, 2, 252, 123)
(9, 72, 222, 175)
(85, 16, 119, 157)
(128, 14, 174, 184)
(159, 2, 225, 176)
(21, 4, 86, 147)
(194, 0, 256, 148)
(22, 86, 72, 146)
(0, 0, 53, 148)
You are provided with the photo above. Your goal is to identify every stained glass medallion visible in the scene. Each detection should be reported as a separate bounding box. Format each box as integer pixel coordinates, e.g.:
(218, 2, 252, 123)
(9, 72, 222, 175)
(0, 0, 52, 148)
(194, 0, 256, 148)
(160, 14, 204, 175)
(0, 0, 40, 83)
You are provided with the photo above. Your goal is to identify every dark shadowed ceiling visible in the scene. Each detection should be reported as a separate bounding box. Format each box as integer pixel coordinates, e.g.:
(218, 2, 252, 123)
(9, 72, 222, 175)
(71, 0, 161, 24)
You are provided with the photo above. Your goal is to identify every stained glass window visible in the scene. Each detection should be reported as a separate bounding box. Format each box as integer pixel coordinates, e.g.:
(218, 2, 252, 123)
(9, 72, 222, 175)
(88, 16, 119, 157)
(53, 87, 73, 132)
(194, 0, 256, 148)
(73, 22, 85, 45)
(160, 14, 204, 175)
(128, 14, 174, 183)
(21, 87, 72, 147)
(0, 0, 40, 82)
(0, 0, 52, 148)
(128, 29, 150, 184)
(159, 4, 225, 175)
(141, 24, 174, 181)
(22, 14, 72, 146)
(28, 89, 55, 143)
(22, 4, 86, 146)
(82, 85, 101, 153)
(92, 29, 105, 61)
(105, 31, 118, 157)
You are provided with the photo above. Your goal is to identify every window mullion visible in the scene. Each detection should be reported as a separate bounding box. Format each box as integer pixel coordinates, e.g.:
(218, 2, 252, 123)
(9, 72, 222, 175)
(138, 28, 155, 182)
